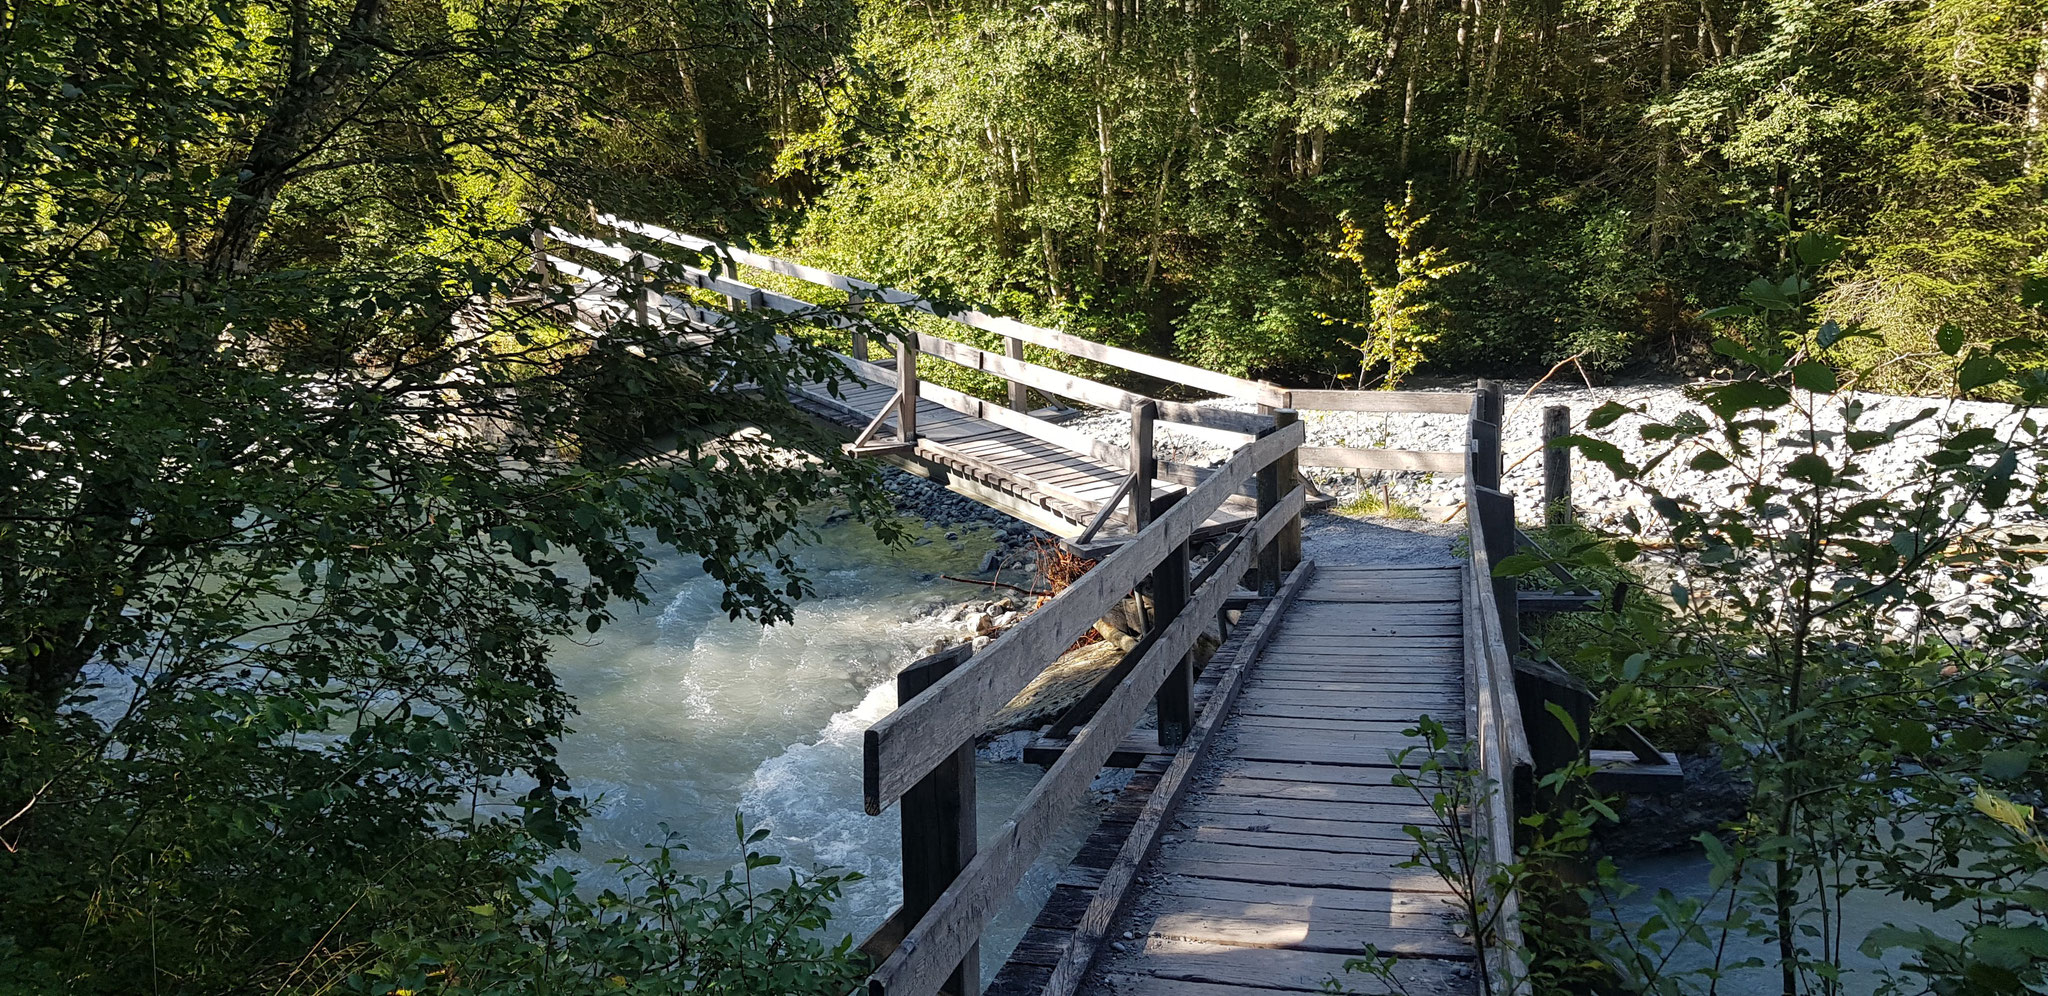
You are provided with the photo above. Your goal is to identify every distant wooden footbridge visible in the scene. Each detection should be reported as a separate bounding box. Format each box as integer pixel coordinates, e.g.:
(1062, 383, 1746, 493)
(531, 220, 1675, 996)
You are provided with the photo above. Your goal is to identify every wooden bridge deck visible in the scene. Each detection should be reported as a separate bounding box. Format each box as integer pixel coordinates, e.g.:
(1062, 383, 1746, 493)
(788, 371, 1253, 548)
(993, 566, 1478, 996)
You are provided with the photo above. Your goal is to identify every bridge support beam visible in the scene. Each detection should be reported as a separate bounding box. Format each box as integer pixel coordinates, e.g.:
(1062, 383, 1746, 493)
(896, 645, 978, 996)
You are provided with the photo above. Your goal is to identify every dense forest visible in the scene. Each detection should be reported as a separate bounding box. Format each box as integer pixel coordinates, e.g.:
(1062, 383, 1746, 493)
(3, 0, 2045, 992)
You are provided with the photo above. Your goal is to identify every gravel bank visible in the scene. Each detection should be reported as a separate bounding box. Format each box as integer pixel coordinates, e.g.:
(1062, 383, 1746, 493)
(1062, 378, 2042, 536)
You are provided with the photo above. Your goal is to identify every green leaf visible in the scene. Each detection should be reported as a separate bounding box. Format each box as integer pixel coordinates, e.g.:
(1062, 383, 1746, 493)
(1693, 380, 1791, 422)
(1790, 362, 1837, 393)
(1492, 552, 1550, 577)
(1586, 401, 1633, 430)
(1688, 450, 1732, 472)
(1958, 354, 2009, 393)
(1795, 230, 1845, 265)
(1554, 434, 1635, 479)
(1784, 453, 1833, 486)
(2020, 275, 2048, 313)
(1982, 748, 2034, 781)
(1935, 323, 1965, 356)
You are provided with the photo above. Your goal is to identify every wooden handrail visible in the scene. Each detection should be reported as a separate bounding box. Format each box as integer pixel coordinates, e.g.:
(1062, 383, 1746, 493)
(591, 215, 1295, 409)
(863, 471, 1306, 996)
(1463, 389, 1534, 996)
(862, 421, 1303, 811)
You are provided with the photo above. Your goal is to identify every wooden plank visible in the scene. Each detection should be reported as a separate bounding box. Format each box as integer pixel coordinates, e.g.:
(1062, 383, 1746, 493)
(1229, 715, 1460, 736)
(1171, 794, 1442, 826)
(1215, 760, 1425, 786)
(1201, 776, 1437, 807)
(1141, 876, 1466, 915)
(863, 420, 1302, 814)
(1167, 812, 1429, 845)
(862, 467, 1287, 996)
(915, 440, 1111, 513)
(1099, 937, 1469, 993)
(1116, 894, 1467, 956)
(1297, 446, 1465, 474)
(1035, 562, 1317, 996)
(1148, 853, 1454, 895)
(1235, 688, 1460, 710)
(1288, 389, 1477, 414)
(1174, 826, 1420, 857)
(1088, 969, 1417, 996)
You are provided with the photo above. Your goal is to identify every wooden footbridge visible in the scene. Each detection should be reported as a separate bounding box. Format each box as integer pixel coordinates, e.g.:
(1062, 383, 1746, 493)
(531, 222, 1542, 995)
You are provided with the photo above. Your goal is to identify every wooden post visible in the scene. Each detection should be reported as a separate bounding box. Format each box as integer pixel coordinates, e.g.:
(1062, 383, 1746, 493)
(1255, 427, 1281, 597)
(529, 228, 549, 294)
(847, 289, 869, 360)
(1272, 409, 1302, 572)
(722, 254, 742, 312)
(1005, 337, 1029, 411)
(1475, 379, 1506, 491)
(630, 255, 651, 329)
(1129, 400, 1157, 530)
(1542, 405, 1572, 526)
(897, 338, 920, 443)
(896, 646, 978, 996)
(1153, 538, 1192, 748)
(1474, 485, 1519, 654)
(1471, 418, 1501, 494)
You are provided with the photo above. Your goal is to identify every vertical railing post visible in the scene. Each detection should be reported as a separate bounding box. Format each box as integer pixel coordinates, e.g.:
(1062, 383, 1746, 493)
(1128, 400, 1157, 529)
(1543, 405, 1572, 526)
(1255, 426, 1281, 597)
(630, 254, 651, 329)
(1474, 485, 1519, 653)
(1153, 536, 1192, 747)
(897, 337, 920, 443)
(722, 253, 743, 312)
(1474, 379, 1506, 492)
(530, 227, 550, 295)
(847, 289, 869, 361)
(1005, 337, 1029, 412)
(896, 646, 978, 996)
(1272, 408, 1302, 572)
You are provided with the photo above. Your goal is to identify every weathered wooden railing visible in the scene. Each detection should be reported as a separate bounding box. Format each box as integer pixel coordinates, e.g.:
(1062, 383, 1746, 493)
(529, 220, 1472, 532)
(531, 220, 1294, 537)
(1463, 380, 1535, 996)
(857, 417, 1307, 996)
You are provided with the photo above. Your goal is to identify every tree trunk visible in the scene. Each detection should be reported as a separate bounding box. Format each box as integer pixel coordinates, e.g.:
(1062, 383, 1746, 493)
(1095, 102, 1116, 279)
(2028, 26, 2048, 171)
(1651, 3, 1673, 257)
(204, 0, 389, 276)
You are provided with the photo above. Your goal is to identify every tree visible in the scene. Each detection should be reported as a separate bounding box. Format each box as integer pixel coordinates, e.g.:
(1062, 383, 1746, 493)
(1327, 186, 1468, 389)
(0, 0, 887, 988)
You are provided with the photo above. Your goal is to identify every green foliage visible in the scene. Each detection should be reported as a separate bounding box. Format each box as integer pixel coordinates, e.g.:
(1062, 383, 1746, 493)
(351, 822, 870, 996)
(1326, 187, 1470, 389)
(757, 0, 2048, 383)
(1513, 247, 2048, 993)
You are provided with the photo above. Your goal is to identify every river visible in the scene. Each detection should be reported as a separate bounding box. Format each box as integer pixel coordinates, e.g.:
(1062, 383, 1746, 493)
(547, 515, 1100, 981)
